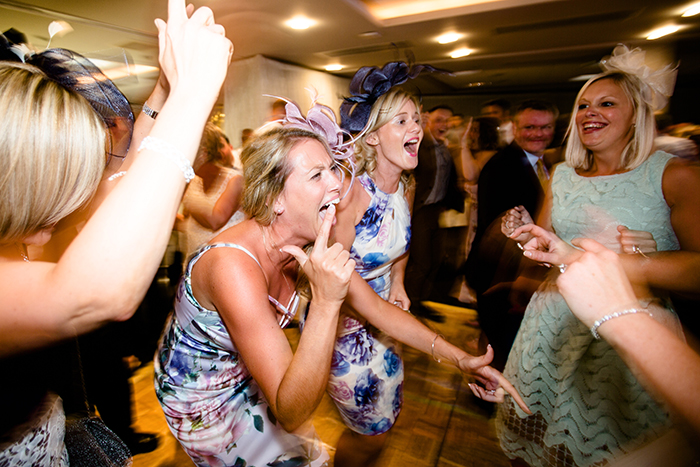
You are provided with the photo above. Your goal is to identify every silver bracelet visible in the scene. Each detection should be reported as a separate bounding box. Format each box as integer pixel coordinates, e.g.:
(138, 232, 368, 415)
(590, 307, 652, 339)
(138, 136, 194, 183)
(431, 333, 445, 363)
(142, 102, 159, 119)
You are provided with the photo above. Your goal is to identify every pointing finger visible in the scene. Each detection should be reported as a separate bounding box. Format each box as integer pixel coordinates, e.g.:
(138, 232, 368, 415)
(280, 245, 308, 269)
(167, 0, 187, 25)
(314, 204, 335, 252)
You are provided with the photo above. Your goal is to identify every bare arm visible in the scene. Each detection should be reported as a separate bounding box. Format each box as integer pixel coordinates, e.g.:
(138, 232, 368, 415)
(557, 238, 700, 435)
(619, 159, 700, 293)
(0, 0, 233, 357)
(190, 173, 244, 230)
(459, 118, 481, 183)
(209, 207, 354, 432)
(344, 272, 530, 412)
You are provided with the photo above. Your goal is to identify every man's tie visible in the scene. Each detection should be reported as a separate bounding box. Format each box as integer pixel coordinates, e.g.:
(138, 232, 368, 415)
(536, 157, 548, 188)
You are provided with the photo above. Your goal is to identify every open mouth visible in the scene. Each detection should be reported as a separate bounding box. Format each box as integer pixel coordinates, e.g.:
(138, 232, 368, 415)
(583, 122, 606, 131)
(319, 197, 340, 220)
(404, 138, 420, 156)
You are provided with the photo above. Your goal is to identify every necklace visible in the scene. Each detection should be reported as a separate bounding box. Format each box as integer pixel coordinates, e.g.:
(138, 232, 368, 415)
(16, 243, 29, 262)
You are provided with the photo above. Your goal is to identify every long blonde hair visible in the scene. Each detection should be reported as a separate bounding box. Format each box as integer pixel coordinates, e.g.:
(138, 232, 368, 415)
(565, 72, 655, 171)
(353, 87, 420, 190)
(0, 62, 105, 243)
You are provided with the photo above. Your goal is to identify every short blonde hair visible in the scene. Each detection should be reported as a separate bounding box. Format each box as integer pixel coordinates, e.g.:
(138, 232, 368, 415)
(241, 127, 331, 225)
(353, 87, 420, 188)
(565, 72, 655, 171)
(0, 62, 106, 243)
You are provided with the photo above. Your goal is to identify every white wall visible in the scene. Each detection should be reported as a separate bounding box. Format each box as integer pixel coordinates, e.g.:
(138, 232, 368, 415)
(223, 55, 350, 148)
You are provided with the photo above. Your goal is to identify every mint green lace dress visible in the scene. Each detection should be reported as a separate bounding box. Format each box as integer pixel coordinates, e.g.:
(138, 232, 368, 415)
(496, 151, 682, 467)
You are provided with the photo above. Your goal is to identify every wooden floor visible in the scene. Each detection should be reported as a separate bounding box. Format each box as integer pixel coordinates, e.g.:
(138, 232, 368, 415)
(130, 301, 512, 467)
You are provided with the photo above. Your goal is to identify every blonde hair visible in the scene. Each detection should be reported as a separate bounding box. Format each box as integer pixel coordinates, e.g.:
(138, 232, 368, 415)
(0, 62, 106, 243)
(353, 87, 420, 189)
(565, 72, 655, 171)
(241, 127, 331, 225)
(194, 122, 227, 170)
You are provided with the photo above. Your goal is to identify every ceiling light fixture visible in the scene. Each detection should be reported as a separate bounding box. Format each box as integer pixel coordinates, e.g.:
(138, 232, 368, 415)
(646, 25, 681, 40)
(682, 3, 700, 16)
(325, 64, 343, 71)
(450, 47, 472, 59)
(437, 32, 462, 44)
(285, 16, 316, 30)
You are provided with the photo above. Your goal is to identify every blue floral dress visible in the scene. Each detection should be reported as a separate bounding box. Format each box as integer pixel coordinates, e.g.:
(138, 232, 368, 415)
(154, 243, 330, 467)
(326, 173, 411, 435)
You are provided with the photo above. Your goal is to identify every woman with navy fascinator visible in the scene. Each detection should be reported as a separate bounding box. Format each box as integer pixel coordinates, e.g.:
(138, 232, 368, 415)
(296, 62, 530, 466)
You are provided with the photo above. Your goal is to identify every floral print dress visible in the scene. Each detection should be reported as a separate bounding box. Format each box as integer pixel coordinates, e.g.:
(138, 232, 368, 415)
(325, 173, 411, 435)
(155, 243, 329, 467)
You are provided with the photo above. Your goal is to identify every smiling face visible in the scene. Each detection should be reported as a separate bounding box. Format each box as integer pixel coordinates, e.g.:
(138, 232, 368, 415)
(575, 77, 635, 160)
(276, 138, 341, 241)
(368, 99, 423, 174)
(513, 109, 556, 157)
(427, 108, 452, 141)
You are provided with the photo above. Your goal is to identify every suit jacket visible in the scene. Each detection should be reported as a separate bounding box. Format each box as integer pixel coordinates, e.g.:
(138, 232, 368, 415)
(466, 141, 545, 294)
(412, 133, 464, 213)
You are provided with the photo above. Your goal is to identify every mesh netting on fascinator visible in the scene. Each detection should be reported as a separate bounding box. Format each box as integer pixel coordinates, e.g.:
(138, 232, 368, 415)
(600, 44, 678, 110)
(340, 61, 442, 134)
(269, 89, 358, 199)
(26, 49, 135, 161)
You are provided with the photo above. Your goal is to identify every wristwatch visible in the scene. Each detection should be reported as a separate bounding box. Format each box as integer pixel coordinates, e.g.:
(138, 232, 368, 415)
(142, 102, 159, 119)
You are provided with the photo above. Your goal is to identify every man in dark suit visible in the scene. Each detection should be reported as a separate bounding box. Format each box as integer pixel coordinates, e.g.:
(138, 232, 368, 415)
(406, 105, 464, 322)
(466, 99, 558, 370)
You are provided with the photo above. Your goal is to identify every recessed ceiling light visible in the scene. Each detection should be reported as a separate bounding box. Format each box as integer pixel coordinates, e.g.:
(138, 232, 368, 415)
(285, 16, 316, 30)
(325, 64, 343, 71)
(647, 25, 681, 40)
(437, 33, 462, 44)
(450, 48, 472, 59)
(682, 3, 700, 16)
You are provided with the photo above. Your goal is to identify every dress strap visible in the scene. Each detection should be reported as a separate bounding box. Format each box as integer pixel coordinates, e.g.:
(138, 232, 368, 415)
(183, 243, 264, 311)
(182, 243, 299, 327)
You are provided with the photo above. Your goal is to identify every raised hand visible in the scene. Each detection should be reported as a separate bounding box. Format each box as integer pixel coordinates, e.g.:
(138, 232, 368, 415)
(501, 205, 534, 243)
(282, 204, 355, 307)
(512, 223, 582, 267)
(460, 346, 531, 414)
(618, 225, 657, 256)
(154, 0, 233, 101)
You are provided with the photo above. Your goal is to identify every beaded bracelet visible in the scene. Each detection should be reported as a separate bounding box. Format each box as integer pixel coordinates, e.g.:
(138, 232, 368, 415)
(138, 136, 195, 183)
(431, 333, 445, 363)
(590, 307, 652, 339)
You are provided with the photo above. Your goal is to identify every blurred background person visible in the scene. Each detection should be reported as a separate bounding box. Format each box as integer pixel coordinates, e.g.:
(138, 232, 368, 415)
(178, 122, 244, 259)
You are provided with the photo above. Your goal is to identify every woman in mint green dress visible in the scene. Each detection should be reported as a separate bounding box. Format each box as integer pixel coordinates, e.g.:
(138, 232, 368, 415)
(498, 46, 700, 466)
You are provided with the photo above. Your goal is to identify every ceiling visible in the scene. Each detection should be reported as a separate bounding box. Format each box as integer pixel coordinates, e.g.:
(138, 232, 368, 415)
(2, 0, 700, 107)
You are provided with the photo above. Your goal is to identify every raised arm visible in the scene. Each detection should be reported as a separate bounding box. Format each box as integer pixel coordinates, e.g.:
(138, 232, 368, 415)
(0, 0, 233, 357)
